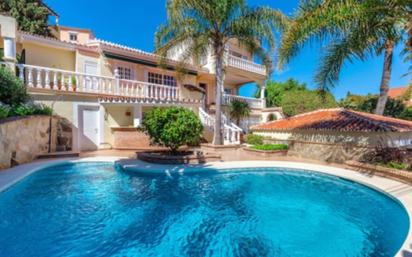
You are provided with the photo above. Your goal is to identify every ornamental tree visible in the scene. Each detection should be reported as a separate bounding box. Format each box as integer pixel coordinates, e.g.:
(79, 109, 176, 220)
(0, 0, 53, 37)
(142, 107, 203, 153)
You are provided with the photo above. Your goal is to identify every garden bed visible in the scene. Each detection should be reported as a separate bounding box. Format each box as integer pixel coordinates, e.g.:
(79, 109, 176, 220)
(137, 150, 221, 164)
(243, 147, 288, 157)
(345, 160, 412, 183)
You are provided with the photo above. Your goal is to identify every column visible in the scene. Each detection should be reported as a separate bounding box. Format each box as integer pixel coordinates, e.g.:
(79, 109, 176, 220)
(259, 81, 266, 109)
(133, 105, 143, 128)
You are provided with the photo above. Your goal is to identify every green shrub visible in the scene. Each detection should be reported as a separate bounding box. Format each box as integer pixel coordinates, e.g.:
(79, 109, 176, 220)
(267, 113, 277, 121)
(0, 103, 10, 119)
(246, 134, 264, 145)
(399, 106, 412, 121)
(252, 144, 288, 151)
(9, 103, 53, 117)
(0, 66, 28, 106)
(384, 161, 410, 171)
(142, 107, 203, 152)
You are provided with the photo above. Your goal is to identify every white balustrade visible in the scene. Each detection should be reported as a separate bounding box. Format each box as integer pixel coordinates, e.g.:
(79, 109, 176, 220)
(223, 93, 263, 109)
(118, 79, 180, 102)
(199, 107, 242, 144)
(227, 55, 267, 76)
(1, 63, 182, 103)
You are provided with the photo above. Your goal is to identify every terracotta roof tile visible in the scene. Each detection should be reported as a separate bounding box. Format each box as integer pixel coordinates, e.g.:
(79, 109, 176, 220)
(251, 108, 412, 132)
(388, 87, 409, 99)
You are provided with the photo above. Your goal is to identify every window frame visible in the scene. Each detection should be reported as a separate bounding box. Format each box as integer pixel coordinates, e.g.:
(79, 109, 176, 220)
(147, 71, 177, 87)
(115, 64, 134, 80)
(68, 32, 78, 42)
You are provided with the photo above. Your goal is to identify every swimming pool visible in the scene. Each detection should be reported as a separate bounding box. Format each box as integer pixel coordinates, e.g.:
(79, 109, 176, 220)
(0, 162, 409, 257)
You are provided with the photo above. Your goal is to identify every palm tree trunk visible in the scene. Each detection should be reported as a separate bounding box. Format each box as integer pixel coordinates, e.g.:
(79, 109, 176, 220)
(212, 48, 224, 145)
(375, 41, 394, 115)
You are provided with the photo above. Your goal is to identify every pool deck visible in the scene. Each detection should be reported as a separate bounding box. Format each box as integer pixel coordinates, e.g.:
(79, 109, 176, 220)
(0, 156, 411, 256)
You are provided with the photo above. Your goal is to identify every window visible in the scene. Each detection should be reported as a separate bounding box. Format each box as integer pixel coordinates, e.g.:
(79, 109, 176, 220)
(224, 88, 232, 95)
(69, 32, 78, 42)
(117, 66, 133, 80)
(148, 72, 177, 87)
(229, 50, 248, 60)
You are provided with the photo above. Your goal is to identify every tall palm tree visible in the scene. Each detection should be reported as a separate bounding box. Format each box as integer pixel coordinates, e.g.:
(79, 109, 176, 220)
(155, 0, 287, 145)
(279, 0, 411, 115)
(229, 99, 251, 126)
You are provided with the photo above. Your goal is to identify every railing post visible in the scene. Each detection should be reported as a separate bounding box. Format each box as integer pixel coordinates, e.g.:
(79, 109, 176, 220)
(27, 67, 33, 87)
(114, 68, 120, 95)
(45, 70, 50, 89)
(36, 68, 42, 88)
(17, 64, 24, 80)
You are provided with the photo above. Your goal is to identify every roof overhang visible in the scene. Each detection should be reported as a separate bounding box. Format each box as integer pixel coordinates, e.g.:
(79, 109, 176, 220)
(103, 51, 198, 76)
(18, 32, 97, 53)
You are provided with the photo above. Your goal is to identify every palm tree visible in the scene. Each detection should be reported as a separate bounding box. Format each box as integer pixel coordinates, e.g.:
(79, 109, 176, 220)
(155, 0, 287, 145)
(229, 99, 251, 126)
(279, 0, 411, 115)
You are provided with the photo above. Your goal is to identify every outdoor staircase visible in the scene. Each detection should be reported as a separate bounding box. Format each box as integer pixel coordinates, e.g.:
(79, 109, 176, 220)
(199, 107, 242, 145)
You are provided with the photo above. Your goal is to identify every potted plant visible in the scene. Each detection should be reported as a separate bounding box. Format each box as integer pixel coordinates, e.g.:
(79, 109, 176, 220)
(57, 74, 62, 90)
(71, 76, 77, 91)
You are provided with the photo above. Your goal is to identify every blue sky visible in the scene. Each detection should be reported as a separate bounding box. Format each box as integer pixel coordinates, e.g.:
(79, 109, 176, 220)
(47, 0, 410, 100)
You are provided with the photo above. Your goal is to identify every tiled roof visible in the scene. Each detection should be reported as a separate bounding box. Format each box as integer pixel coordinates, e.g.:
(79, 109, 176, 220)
(251, 108, 412, 132)
(388, 87, 409, 99)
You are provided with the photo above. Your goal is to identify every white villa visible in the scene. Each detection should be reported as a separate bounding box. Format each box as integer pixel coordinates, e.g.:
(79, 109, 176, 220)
(0, 10, 283, 152)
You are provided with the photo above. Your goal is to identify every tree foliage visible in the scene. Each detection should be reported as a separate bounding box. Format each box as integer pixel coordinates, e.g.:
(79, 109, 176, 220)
(278, 0, 412, 115)
(339, 92, 412, 120)
(255, 79, 306, 107)
(281, 90, 337, 117)
(229, 99, 251, 125)
(0, 66, 28, 106)
(0, 0, 53, 37)
(155, 0, 287, 145)
(142, 107, 203, 152)
(257, 78, 337, 116)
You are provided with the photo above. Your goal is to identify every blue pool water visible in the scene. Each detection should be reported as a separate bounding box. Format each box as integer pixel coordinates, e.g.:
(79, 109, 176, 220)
(0, 162, 409, 257)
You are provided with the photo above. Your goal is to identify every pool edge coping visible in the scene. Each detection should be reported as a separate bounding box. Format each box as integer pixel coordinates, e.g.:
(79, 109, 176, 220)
(0, 157, 411, 256)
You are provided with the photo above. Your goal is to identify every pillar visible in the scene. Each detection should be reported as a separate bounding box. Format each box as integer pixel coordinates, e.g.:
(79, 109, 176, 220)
(133, 105, 142, 127)
(259, 81, 266, 109)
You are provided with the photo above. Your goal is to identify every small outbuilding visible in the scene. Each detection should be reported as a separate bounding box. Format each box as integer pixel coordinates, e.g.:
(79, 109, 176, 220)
(251, 108, 412, 162)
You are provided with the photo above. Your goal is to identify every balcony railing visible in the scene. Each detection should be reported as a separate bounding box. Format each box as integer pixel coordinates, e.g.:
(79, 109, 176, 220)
(227, 55, 267, 76)
(7, 63, 181, 103)
(222, 93, 263, 109)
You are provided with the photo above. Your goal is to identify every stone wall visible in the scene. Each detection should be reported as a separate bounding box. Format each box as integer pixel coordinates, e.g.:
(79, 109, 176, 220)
(253, 130, 412, 163)
(287, 140, 371, 163)
(0, 115, 72, 169)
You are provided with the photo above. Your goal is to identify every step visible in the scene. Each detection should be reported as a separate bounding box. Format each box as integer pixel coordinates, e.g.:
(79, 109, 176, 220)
(37, 151, 80, 159)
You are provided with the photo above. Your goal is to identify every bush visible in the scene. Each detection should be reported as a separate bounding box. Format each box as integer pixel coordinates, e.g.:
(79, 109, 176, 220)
(142, 107, 203, 152)
(252, 144, 288, 151)
(0, 103, 10, 119)
(339, 92, 408, 119)
(399, 106, 412, 121)
(9, 102, 53, 117)
(0, 66, 28, 106)
(246, 134, 264, 145)
(267, 113, 277, 121)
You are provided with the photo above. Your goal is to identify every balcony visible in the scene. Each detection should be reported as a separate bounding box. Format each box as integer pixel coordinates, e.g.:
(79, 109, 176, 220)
(7, 63, 190, 104)
(227, 55, 267, 76)
(222, 94, 264, 109)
